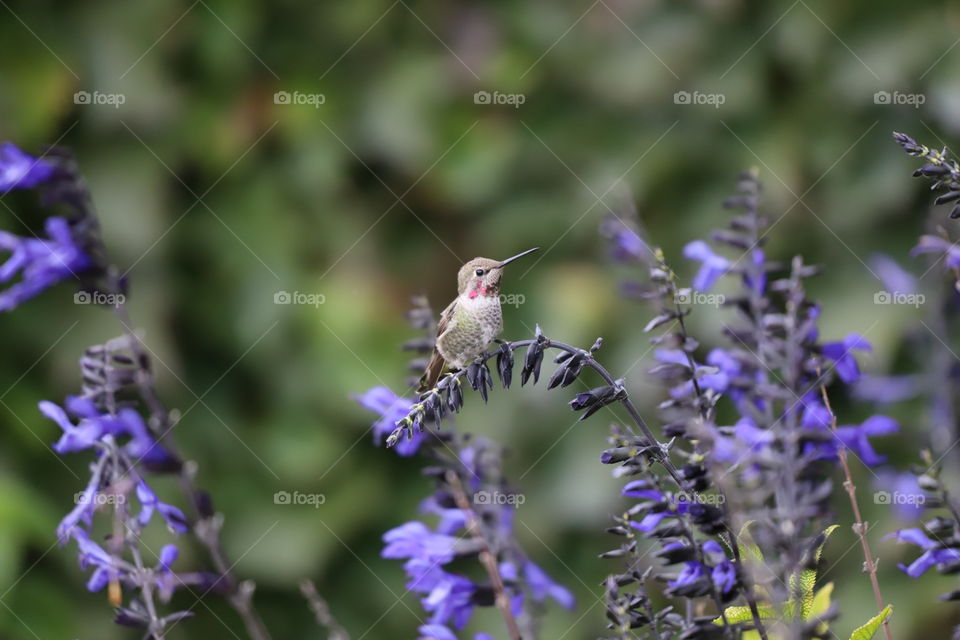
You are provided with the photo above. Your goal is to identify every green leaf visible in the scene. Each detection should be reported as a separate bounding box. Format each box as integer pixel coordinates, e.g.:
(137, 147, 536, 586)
(848, 605, 892, 640)
(809, 582, 834, 635)
(738, 520, 765, 564)
(714, 603, 777, 626)
(795, 525, 839, 618)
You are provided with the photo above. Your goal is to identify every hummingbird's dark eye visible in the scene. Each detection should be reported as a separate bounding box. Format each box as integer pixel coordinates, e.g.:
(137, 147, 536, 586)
(475, 269, 485, 276)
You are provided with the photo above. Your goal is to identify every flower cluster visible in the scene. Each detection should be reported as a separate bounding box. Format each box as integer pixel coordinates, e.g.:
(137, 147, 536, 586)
(0, 144, 100, 311)
(599, 170, 900, 639)
(358, 301, 575, 639)
(0, 141, 274, 639)
(379, 437, 574, 638)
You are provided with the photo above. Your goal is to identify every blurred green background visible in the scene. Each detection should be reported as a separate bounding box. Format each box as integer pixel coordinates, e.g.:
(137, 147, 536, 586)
(1, 0, 960, 637)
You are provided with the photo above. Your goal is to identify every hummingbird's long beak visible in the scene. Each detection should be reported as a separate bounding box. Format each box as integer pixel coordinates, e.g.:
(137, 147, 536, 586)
(495, 247, 539, 269)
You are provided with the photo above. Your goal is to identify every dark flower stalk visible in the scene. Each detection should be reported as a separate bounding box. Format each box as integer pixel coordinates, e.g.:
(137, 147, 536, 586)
(890, 131, 960, 637)
(0, 143, 273, 639)
(603, 212, 769, 639)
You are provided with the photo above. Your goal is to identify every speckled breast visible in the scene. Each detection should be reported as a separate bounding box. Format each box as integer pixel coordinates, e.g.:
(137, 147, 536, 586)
(437, 295, 502, 369)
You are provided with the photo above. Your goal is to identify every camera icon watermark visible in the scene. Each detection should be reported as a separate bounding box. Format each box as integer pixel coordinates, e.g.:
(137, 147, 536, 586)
(274, 290, 325, 307)
(675, 288, 725, 308)
(473, 490, 526, 506)
(873, 90, 925, 109)
(74, 290, 126, 308)
(675, 491, 725, 506)
(273, 490, 326, 508)
(673, 90, 725, 109)
(273, 91, 326, 108)
(874, 490, 925, 506)
(873, 290, 925, 308)
(473, 90, 526, 108)
(74, 91, 126, 109)
(75, 491, 125, 506)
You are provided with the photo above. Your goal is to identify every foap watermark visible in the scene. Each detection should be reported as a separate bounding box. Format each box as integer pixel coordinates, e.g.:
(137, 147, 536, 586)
(873, 290, 925, 308)
(473, 90, 525, 108)
(674, 90, 725, 108)
(273, 490, 326, 508)
(874, 90, 925, 109)
(675, 288, 725, 308)
(74, 91, 126, 109)
(498, 293, 525, 308)
(675, 491, 726, 506)
(74, 291, 126, 308)
(274, 290, 325, 307)
(274, 90, 326, 108)
(473, 490, 525, 506)
(75, 491, 125, 506)
(874, 490, 925, 507)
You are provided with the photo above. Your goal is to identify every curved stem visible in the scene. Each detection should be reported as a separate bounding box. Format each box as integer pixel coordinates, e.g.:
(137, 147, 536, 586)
(391, 337, 685, 488)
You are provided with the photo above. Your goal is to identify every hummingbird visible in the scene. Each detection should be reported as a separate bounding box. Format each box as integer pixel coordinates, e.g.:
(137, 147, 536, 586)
(418, 248, 540, 392)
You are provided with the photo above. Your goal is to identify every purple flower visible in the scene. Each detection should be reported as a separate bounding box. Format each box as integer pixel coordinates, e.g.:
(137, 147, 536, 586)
(621, 480, 662, 501)
(154, 544, 180, 600)
(667, 561, 708, 595)
(821, 333, 871, 383)
(887, 529, 960, 578)
(911, 235, 960, 270)
(800, 396, 832, 431)
(611, 227, 650, 262)
(0, 216, 91, 311)
(420, 496, 468, 535)
(422, 572, 476, 629)
(711, 560, 737, 595)
(382, 521, 458, 565)
(712, 418, 773, 463)
(523, 560, 575, 609)
(852, 374, 921, 405)
(630, 510, 672, 533)
(745, 248, 766, 293)
(136, 481, 189, 534)
(835, 415, 898, 466)
(683, 241, 731, 291)
(39, 397, 176, 465)
(0, 142, 55, 192)
(72, 528, 124, 592)
(56, 470, 103, 541)
(355, 386, 421, 456)
(418, 626, 457, 640)
(869, 253, 917, 295)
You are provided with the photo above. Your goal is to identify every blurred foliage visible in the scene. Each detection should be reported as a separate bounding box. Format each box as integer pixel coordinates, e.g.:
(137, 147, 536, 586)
(1, 0, 960, 638)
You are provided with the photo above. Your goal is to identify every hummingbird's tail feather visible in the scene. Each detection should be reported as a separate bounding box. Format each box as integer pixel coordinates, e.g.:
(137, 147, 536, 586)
(418, 349, 446, 393)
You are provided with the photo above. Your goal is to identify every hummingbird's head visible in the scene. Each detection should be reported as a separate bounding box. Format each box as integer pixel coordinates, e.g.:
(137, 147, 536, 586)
(456, 248, 539, 298)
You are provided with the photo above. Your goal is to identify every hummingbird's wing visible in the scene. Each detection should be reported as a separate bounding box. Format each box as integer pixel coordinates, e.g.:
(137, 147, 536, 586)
(418, 299, 457, 392)
(435, 298, 457, 340)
